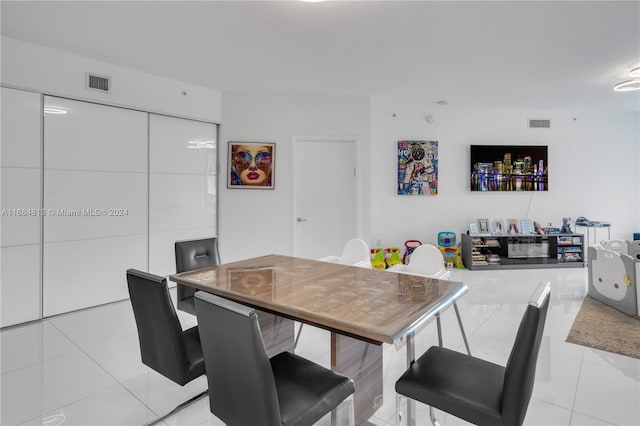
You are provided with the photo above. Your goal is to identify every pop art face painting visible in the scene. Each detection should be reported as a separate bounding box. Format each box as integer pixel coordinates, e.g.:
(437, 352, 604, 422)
(228, 142, 275, 189)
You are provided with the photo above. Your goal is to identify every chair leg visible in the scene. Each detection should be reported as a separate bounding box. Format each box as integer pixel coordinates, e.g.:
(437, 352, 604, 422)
(331, 393, 355, 426)
(398, 393, 423, 426)
(453, 302, 472, 356)
(429, 406, 442, 426)
(294, 322, 304, 349)
(435, 313, 443, 347)
(396, 393, 407, 426)
(144, 389, 208, 426)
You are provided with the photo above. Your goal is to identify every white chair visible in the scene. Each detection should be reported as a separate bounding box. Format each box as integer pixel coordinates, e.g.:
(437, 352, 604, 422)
(295, 239, 372, 348)
(387, 244, 471, 355)
(387, 244, 450, 279)
(318, 238, 372, 269)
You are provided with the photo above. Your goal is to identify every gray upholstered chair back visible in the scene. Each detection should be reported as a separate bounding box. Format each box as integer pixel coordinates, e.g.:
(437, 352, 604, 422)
(194, 291, 282, 425)
(502, 282, 551, 425)
(175, 237, 221, 273)
(126, 269, 192, 385)
(175, 237, 221, 311)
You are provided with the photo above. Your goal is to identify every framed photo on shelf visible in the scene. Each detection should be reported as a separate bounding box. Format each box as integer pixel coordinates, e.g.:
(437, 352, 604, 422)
(520, 219, 534, 234)
(228, 141, 275, 189)
(506, 218, 520, 234)
(468, 222, 479, 235)
(477, 218, 490, 234)
(492, 218, 505, 234)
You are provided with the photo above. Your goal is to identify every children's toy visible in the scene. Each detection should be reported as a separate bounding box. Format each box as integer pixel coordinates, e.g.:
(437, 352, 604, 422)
(437, 231, 456, 247)
(561, 217, 573, 234)
(386, 247, 402, 268)
(454, 246, 465, 268)
(437, 231, 464, 268)
(371, 248, 386, 270)
(402, 240, 422, 264)
(439, 245, 465, 269)
(588, 242, 639, 317)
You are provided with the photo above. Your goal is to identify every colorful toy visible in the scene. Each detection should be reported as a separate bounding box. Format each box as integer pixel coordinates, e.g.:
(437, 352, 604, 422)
(402, 240, 422, 264)
(386, 247, 402, 268)
(437, 231, 457, 247)
(454, 246, 464, 268)
(371, 248, 386, 270)
(437, 231, 465, 269)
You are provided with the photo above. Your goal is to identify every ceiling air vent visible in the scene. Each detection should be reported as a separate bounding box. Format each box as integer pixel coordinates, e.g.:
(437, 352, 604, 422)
(528, 119, 550, 128)
(86, 72, 111, 93)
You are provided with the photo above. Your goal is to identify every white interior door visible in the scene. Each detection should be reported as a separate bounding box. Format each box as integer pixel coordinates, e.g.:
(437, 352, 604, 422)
(294, 137, 358, 259)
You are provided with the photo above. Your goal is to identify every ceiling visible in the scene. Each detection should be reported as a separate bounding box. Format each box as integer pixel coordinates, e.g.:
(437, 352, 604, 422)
(2, 1, 639, 111)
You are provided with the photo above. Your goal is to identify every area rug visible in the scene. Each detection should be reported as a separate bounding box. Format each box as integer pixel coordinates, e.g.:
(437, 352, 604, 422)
(566, 296, 640, 359)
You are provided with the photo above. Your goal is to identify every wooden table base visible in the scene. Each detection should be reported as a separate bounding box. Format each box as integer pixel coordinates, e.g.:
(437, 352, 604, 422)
(257, 310, 295, 357)
(331, 332, 383, 425)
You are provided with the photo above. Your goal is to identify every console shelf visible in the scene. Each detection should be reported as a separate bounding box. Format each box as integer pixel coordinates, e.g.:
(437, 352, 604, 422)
(461, 233, 584, 270)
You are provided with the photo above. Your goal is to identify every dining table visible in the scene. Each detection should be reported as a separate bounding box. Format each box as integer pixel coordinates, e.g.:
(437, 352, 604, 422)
(170, 254, 468, 425)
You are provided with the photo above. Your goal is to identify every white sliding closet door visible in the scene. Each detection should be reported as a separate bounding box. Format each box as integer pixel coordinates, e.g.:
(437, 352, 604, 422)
(43, 97, 148, 316)
(1, 88, 43, 327)
(149, 114, 217, 278)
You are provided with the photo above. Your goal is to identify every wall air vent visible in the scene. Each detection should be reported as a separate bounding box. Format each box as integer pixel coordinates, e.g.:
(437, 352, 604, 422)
(528, 119, 551, 128)
(86, 73, 111, 93)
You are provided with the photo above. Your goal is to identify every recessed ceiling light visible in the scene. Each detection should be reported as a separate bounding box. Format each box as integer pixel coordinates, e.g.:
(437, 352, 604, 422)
(629, 67, 640, 78)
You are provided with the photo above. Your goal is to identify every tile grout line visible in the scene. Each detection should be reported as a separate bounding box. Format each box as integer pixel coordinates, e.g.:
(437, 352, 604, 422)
(566, 343, 586, 425)
(47, 319, 162, 420)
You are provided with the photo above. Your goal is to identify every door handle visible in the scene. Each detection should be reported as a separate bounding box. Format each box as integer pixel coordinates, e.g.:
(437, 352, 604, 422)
(297, 217, 307, 222)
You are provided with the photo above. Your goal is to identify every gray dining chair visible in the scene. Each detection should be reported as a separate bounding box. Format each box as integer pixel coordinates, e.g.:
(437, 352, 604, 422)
(175, 237, 221, 315)
(194, 291, 356, 426)
(395, 281, 551, 426)
(126, 269, 208, 422)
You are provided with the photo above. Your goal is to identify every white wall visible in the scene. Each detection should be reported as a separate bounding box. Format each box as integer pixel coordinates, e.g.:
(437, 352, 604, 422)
(219, 93, 370, 262)
(1, 88, 42, 327)
(1, 37, 221, 123)
(370, 96, 640, 248)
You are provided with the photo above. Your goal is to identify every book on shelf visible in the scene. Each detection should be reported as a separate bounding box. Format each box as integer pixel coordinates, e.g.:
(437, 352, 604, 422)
(486, 238, 501, 247)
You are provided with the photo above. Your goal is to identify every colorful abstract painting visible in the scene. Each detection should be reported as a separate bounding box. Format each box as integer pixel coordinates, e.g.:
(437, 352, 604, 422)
(397, 140, 438, 196)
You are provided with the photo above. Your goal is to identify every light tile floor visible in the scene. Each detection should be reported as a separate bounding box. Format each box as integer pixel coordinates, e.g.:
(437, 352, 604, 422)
(1, 267, 639, 425)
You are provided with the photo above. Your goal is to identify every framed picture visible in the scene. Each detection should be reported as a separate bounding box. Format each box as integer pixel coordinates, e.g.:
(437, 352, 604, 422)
(468, 222, 478, 235)
(492, 218, 505, 234)
(477, 218, 490, 234)
(506, 218, 520, 234)
(228, 141, 275, 189)
(397, 140, 438, 196)
(520, 219, 534, 234)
